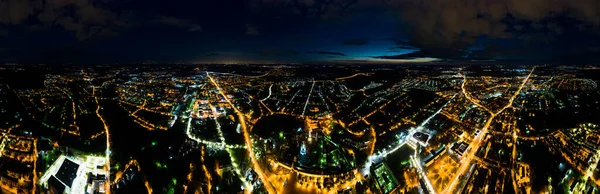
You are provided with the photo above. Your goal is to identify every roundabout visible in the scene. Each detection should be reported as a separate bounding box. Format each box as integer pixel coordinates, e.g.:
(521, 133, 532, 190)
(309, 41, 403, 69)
(251, 114, 364, 193)
(253, 114, 357, 175)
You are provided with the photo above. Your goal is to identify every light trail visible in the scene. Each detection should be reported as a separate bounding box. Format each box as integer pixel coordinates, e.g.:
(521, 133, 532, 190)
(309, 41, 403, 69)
(302, 81, 316, 116)
(444, 68, 534, 194)
(211, 71, 270, 78)
(335, 73, 372, 81)
(261, 84, 273, 102)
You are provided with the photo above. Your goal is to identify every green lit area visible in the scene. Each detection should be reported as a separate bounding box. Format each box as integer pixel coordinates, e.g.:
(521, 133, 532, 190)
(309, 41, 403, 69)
(373, 163, 399, 194)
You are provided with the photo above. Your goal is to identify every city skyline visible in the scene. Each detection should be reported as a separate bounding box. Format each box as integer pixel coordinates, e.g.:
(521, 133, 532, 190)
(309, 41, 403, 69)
(1, 1, 600, 194)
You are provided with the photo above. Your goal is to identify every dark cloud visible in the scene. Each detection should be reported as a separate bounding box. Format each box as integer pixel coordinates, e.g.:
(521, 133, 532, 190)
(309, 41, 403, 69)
(383, 37, 410, 45)
(246, 0, 361, 20)
(0, 0, 39, 24)
(389, 0, 600, 48)
(374, 49, 459, 60)
(156, 16, 202, 32)
(205, 52, 223, 57)
(375, 45, 534, 62)
(387, 45, 418, 53)
(2, 0, 600, 63)
(373, 51, 517, 63)
(1, 0, 132, 41)
(156, 16, 190, 27)
(0, 46, 137, 65)
(375, 31, 600, 64)
(258, 50, 299, 56)
(308, 51, 346, 56)
(394, 45, 418, 49)
(188, 26, 202, 32)
(342, 38, 368, 46)
(330, 59, 372, 63)
(340, 0, 600, 63)
(382, 37, 419, 52)
(246, 24, 259, 35)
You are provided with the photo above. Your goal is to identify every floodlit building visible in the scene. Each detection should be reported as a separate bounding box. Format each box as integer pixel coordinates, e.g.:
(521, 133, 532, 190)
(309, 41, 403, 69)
(43, 157, 79, 194)
(40, 155, 108, 194)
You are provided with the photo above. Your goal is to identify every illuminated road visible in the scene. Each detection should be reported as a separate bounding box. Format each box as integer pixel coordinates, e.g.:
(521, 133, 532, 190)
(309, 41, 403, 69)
(411, 153, 436, 194)
(208, 103, 252, 190)
(207, 72, 275, 194)
(93, 85, 112, 194)
(32, 138, 38, 194)
(55, 86, 81, 134)
(302, 81, 316, 116)
(348, 94, 403, 127)
(419, 93, 458, 129)
(185, 116, 245, 149)
(112, 159, 152, 193)
(572, 150, 600, 193)
(335, 73, 373, 81)
(119, 100, 174, 117)
(487, 129, 558, 141)
(261, 84, 273, 102)
(200, 147, 212, 194)
(82, 70, 112, 194)
(216, 71, 270, 78)
(510, 124, 519, 194)
(444, 68, 534, 194)
(281, 87, 302, 112)
(459, 75, 493, 114)
(358, 94, 459, 194)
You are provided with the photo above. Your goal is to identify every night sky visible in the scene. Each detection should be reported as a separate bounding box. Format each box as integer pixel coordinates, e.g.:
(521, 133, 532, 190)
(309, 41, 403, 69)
(1, 0, 600, 64)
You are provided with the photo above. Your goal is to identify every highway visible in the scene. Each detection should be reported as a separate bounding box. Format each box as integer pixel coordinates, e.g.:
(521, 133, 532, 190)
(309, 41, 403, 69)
(206, 72, 276, 194)
(444, 68, 534, 194)
(335, 73, 373, 81)
(261, 84, 273, 102)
